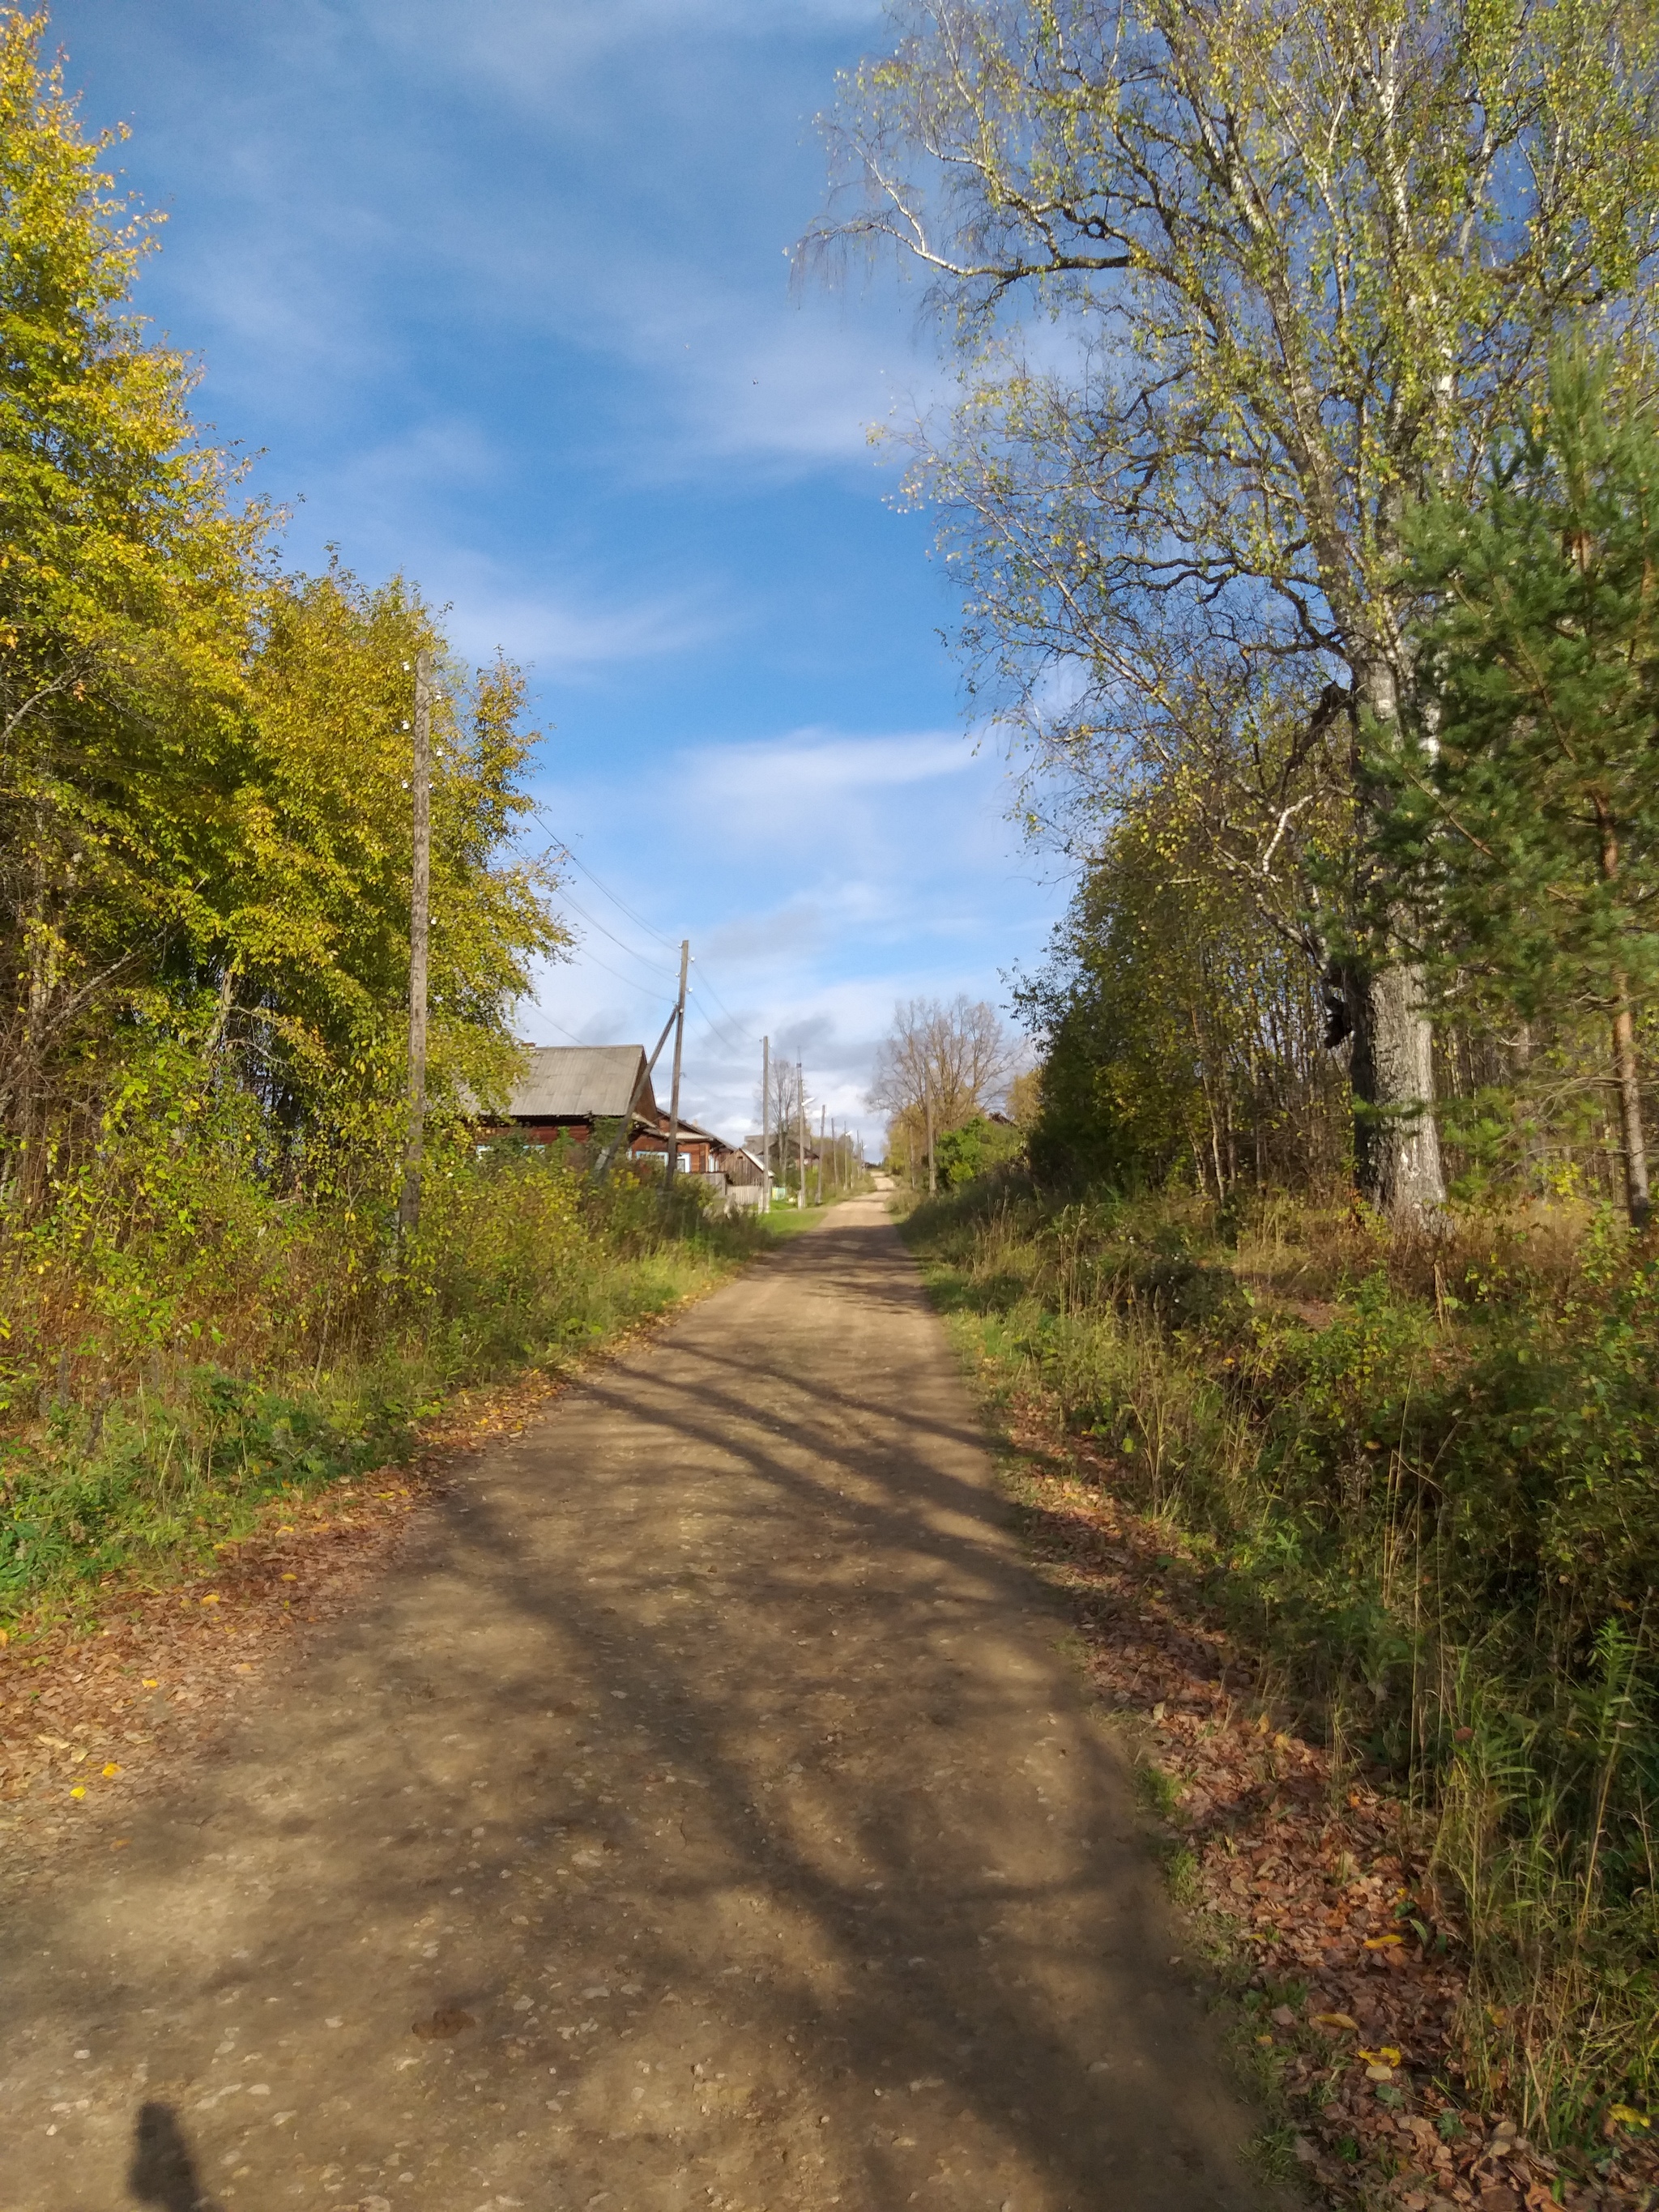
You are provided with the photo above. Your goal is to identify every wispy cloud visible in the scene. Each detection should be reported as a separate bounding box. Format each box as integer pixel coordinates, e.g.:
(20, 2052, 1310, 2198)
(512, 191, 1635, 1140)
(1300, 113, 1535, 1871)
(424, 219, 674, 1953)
(528, 715, 1063, 1143)
(693, 727, 972, 790)
(441, 572, 731, 676)
(54, 1, 1070, 1150)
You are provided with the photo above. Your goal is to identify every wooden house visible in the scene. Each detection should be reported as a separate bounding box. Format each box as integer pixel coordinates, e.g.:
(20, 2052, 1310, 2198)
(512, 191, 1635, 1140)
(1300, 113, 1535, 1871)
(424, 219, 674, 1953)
(628, 1120, 769, 1208)
(493, 1043, 661, 1148)
(484, 1045, 764, 1207)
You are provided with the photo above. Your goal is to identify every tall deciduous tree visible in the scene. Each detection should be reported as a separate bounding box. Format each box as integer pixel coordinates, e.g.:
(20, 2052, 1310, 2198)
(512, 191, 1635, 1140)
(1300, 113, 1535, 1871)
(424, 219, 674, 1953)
(0, 9, 264, 1186)
(0, 15, 567, 1207)
(1380, 347, 1659, 1227)
(806, 0, 1659, 1219)
(240, 565, 565, 1161)
(1017, 784, 1347, 1192)
(869, 993, 1018, 1170)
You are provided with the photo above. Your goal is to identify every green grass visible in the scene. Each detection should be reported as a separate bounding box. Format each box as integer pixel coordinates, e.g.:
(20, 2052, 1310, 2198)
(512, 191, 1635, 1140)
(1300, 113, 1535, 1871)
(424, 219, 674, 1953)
(0, 1153, 770, 1632)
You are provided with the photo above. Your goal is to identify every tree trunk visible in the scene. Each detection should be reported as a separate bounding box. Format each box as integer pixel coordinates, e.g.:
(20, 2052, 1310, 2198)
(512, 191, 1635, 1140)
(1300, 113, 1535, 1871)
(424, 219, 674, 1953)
(1349, 656, 1447, 1223)
(1596, 804, 1651, 1228)
(1344, 954, 1446, 1221)
(1610, 985, 1651, 1230)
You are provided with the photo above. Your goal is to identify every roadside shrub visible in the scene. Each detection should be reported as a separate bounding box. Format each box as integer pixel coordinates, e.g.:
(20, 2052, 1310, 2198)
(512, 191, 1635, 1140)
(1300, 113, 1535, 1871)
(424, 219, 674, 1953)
(0, 1131, 766, 1624)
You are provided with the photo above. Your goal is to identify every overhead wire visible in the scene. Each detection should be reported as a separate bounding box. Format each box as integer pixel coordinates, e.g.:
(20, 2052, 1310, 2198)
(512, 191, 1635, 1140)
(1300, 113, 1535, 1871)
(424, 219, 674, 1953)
(689, 962, 757, 1042)
(570, 944, 677, 1006)
(532, 808, 679, 952)
(530, 809, 784, 1089)
(689, 1009, 753, 1063)
(686, 984, 755, 1059)
(557, 884, 676, 982)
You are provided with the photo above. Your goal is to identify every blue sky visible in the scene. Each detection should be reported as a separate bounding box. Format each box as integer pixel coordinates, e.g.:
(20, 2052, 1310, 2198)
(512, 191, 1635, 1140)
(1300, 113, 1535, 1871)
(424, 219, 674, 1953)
(53, 0, 1066, 1145)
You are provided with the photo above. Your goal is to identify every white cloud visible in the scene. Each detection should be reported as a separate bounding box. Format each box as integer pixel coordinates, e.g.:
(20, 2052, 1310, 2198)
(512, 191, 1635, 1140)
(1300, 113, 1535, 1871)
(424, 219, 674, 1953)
(524, 717, 1064, 1146)
(695, 726, 970, 791)
(440, 572, 730, 675)
(366, 0, 889, 116)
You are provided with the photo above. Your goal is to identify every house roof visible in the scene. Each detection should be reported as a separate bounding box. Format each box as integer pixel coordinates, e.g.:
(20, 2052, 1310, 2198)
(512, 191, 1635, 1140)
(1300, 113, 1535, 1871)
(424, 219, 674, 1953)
(505, 1044, 659, 1123)
(632, 1115, 725, 1146)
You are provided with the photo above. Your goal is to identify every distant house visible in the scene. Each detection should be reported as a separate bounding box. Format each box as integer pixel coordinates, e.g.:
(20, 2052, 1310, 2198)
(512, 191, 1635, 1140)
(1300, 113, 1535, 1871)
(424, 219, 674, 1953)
(627, 1119, 769, 1206)
(744, 1133, 821, 1172)
(626, 1114, 719, 1178)
(494, 1043, 660, 1148)
(488, 1044, 766, 1208)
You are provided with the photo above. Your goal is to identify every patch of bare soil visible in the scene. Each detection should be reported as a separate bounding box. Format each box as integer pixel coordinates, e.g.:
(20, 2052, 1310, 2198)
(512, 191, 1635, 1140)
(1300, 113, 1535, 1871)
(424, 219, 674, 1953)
(992, 1389, 1658, 2212)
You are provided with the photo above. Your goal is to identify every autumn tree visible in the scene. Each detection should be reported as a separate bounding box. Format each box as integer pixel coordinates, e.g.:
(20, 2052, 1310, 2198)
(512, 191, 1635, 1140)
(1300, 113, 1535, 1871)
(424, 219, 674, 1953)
(0, 14, 565, 1208)
(1017, 783, 1347, 1192)
(239, 565, 565, 1175)
(807, 0, 1659, 1219)
(0, 10, 266, 1188)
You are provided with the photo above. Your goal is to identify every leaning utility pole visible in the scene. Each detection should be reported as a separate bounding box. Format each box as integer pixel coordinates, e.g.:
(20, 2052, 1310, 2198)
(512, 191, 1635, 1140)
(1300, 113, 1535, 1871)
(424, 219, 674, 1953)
(663, 939, 689, 1203)
(591, 1003, 677, 1183)
(761, 1034, 771, 1213)
(397, 650, 433, 1238)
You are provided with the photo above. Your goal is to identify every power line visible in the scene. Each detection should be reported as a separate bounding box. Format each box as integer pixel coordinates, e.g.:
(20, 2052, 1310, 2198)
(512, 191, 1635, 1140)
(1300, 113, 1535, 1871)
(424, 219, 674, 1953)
(531, 807, 774, 1052)
(693, 964, 746, 1025)
(557, 885, 675, 982)
(571, 945, 677, 1005)
(535, 811, 679, 952)
(689, 1009, 754, 1063)
(690, 964, 761, 1047)
(686, 986, 754, 1059)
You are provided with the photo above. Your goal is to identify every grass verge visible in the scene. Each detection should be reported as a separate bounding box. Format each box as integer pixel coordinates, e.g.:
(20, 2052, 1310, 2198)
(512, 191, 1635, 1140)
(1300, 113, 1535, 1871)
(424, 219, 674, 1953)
(1, 1153, 782, 1638)
(906, 1172, 1659, 2210)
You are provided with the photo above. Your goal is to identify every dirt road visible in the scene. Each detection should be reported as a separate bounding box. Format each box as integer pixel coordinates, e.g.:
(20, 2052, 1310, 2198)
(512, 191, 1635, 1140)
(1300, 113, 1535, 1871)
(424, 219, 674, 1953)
(2, 1198, 1273, 2212)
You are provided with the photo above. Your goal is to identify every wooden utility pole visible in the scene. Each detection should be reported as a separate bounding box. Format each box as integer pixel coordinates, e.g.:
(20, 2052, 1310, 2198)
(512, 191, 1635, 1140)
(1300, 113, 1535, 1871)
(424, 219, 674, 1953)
(398, 650, 433, 1238)
(761, 1034, 771, 1213)
(663, 939, 689, 1202)
(796, 1061, 806, 1210)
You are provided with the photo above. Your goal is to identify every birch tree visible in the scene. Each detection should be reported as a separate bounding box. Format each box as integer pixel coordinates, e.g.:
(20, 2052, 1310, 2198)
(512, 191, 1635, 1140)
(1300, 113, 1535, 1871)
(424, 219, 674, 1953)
(805, 0, 1659, 1218)
(869, 994, 1018, 1131)
(0, 11, 262, 1191)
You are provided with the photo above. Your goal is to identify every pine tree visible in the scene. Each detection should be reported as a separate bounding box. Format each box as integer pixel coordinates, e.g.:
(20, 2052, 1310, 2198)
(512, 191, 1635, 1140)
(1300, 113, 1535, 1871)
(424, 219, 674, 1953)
(1381, 347, 1659, 1225)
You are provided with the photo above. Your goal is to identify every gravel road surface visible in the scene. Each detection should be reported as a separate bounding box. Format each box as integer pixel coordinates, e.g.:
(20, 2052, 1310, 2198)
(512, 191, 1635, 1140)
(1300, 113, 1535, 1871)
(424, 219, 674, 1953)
(2, 1196, 1274, 2212)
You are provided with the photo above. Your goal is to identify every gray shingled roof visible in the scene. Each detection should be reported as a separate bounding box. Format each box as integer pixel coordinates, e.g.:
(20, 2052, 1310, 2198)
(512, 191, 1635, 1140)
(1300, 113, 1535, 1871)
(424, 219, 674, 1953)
(505, 1044, 659, 1123)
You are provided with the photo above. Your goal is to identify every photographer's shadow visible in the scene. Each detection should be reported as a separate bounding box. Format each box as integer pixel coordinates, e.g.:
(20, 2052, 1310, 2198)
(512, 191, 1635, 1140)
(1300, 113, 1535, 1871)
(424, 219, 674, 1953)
(129, 2102, 218, 2212)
